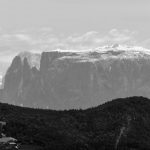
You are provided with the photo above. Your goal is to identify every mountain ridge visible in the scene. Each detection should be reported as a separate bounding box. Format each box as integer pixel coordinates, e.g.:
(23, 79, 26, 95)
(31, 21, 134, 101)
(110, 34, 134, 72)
(13, 44, 150, 68)
(2, 45, 150, 109)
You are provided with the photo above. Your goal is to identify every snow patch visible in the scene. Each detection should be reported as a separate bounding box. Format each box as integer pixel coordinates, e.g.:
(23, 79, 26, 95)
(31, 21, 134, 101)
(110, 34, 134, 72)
(15, 45, 150, 70)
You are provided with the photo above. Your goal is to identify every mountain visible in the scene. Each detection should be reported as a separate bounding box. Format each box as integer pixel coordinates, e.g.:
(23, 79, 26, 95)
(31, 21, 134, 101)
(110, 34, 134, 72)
(1, 96, 150, 150)
(2, 45, 150, 109)
(0, 61, 10, 76)
(0, 75, 2, 87)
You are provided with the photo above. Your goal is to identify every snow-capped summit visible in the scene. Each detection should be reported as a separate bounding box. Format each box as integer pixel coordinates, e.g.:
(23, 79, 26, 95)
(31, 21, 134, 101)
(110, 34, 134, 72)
(95, 44, 150, 53)
(16, 45, 150, 63)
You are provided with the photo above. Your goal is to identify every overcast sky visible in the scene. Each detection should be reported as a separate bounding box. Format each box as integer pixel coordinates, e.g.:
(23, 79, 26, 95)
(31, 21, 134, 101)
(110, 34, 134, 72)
(0, 0, 149, 34)
(0, 0, 150, 74)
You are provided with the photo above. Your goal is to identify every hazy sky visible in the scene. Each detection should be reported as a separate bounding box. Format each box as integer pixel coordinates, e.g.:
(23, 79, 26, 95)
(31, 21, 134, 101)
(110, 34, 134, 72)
(0, 0, 150, 74)
(0, 0, 149, 35)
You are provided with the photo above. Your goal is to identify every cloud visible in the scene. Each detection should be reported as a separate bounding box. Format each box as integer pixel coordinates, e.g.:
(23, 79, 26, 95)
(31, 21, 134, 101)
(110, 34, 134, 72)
(15, 34, 32, 41)
(108, 29, 137, 43)
(0, 28, 137, 50)
(140, 39, 150, 49)
(61, 29, 137, 49)
(0, 27, 147, 76)
(66, 31, 98, 43)
(0, 28, 138, 63)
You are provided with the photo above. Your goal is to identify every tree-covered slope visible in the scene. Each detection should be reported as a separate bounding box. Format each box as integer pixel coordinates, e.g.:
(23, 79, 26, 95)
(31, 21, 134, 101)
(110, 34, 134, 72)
(0, 96, 150, 149)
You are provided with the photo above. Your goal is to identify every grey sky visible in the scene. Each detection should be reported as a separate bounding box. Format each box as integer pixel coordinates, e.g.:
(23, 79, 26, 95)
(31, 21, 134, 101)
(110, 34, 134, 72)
(0, 0, 149, 35)
(0, 0, 150, 74)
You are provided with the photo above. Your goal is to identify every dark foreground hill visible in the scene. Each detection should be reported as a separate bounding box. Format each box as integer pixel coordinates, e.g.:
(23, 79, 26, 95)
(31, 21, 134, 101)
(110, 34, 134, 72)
(0, 96, 150, 149)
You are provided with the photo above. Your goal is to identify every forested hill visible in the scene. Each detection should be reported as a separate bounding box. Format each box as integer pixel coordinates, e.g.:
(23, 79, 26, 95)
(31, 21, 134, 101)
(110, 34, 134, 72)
(1, 96, 150, 150)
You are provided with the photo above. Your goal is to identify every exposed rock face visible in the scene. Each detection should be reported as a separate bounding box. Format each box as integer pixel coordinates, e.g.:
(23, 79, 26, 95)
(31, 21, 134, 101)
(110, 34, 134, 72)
(2, 45, 150, 109)
(0, 76, 2, 88)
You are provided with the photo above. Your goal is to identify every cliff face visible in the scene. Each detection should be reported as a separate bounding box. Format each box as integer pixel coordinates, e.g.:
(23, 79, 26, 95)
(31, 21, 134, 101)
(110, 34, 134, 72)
(2, 45, 150, 109)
